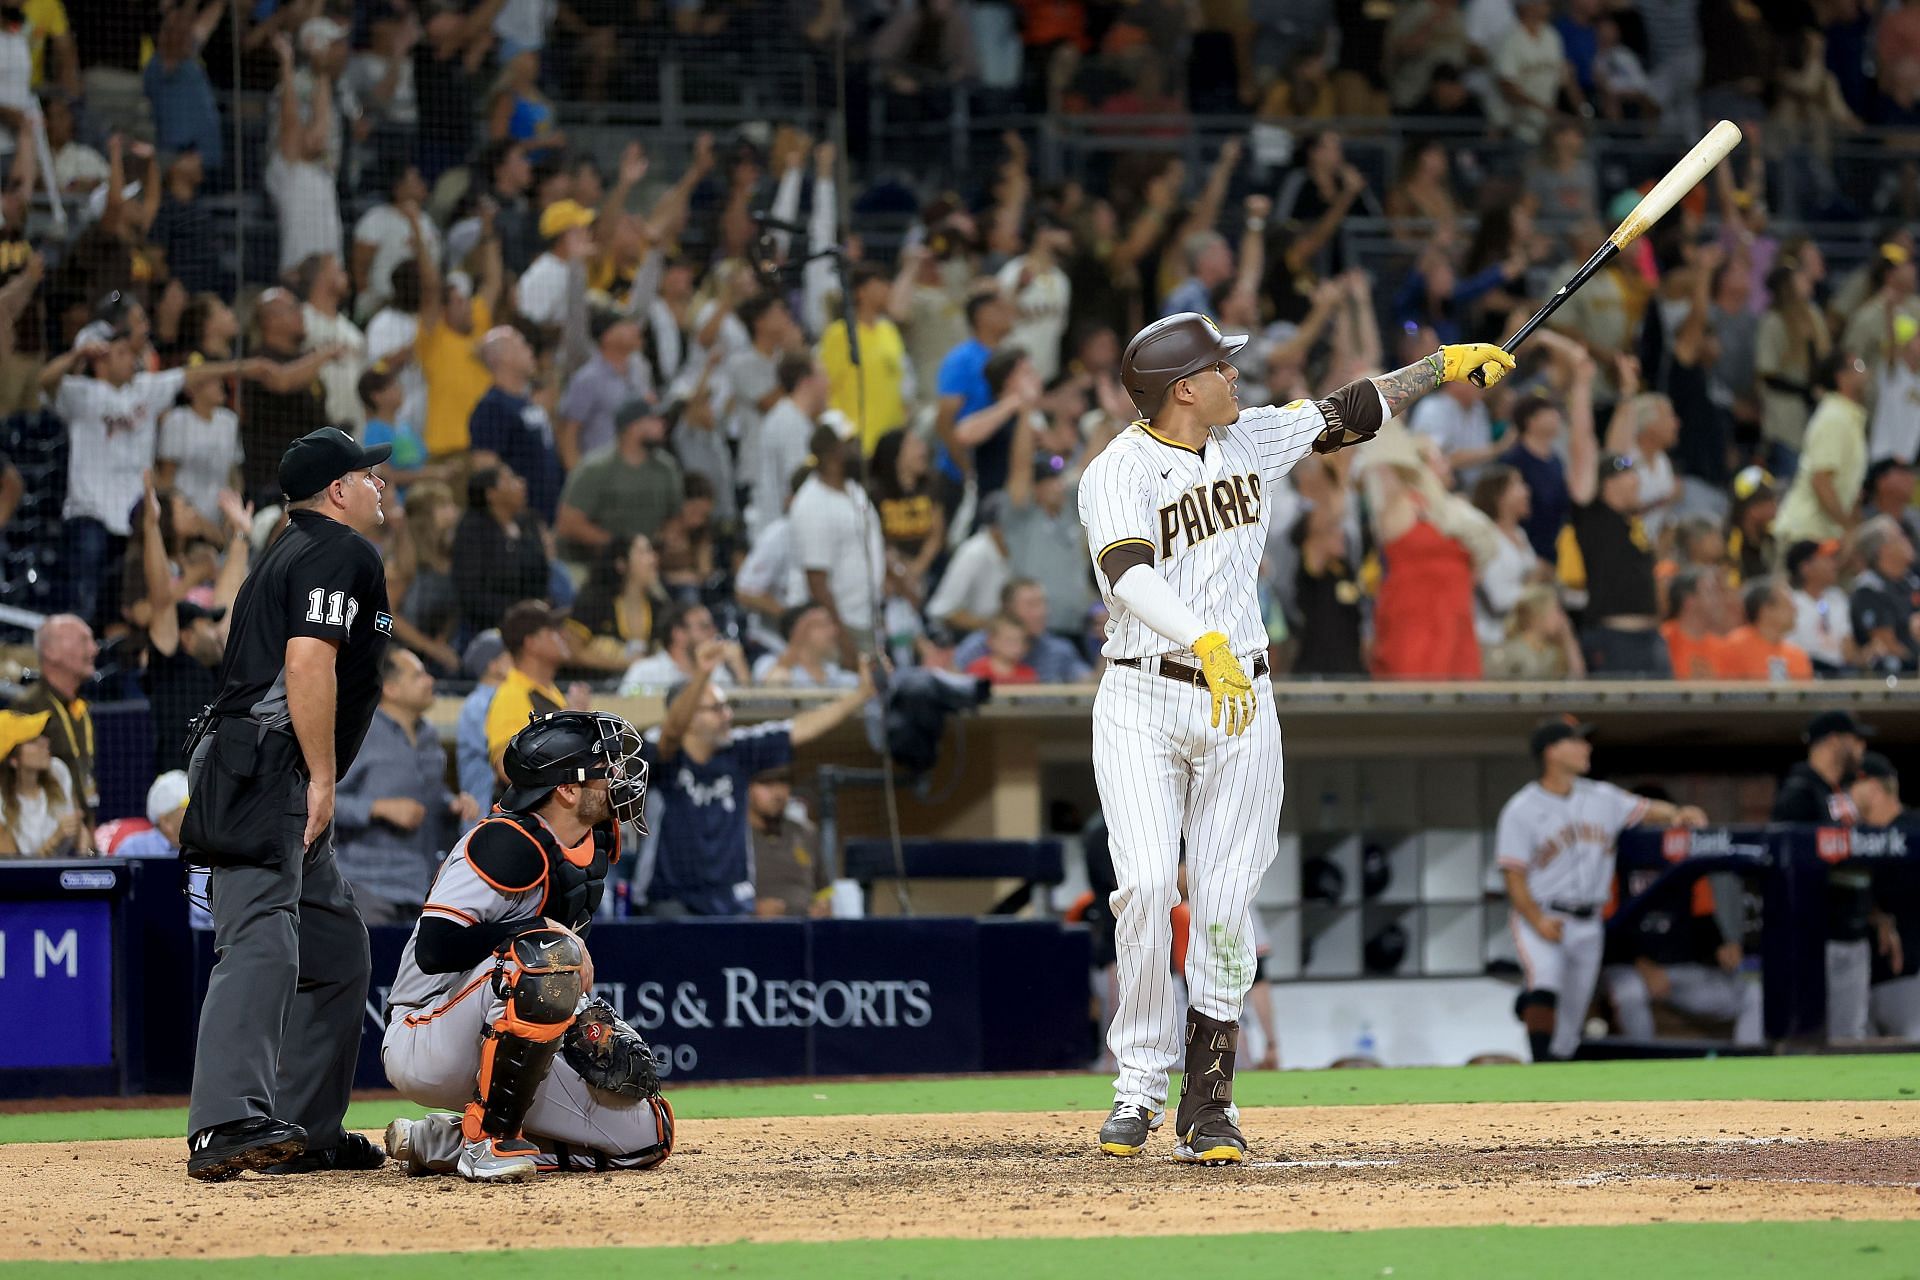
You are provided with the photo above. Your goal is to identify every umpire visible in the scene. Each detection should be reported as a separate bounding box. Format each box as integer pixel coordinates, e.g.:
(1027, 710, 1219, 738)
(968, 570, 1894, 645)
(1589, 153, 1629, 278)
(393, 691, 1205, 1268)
(184, 427, 394, 1180)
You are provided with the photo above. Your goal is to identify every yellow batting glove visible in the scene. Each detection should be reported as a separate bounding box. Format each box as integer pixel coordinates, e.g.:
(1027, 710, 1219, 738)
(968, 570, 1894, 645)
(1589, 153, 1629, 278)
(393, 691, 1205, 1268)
(1193, 631, 1255, 737)
(1438, 343, 1517, 387)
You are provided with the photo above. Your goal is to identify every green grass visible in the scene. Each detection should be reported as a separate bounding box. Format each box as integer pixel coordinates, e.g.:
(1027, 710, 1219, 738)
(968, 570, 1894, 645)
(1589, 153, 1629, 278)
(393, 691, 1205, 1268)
(6, 1054, 1918, 1146)
(9, 1223, 1920, 1279)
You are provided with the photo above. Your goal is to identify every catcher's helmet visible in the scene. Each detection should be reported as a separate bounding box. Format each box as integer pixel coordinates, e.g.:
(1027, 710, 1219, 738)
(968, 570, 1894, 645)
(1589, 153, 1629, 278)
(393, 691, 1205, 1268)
(1120, 311, 1248, 417)
(501, 710, 651, 832)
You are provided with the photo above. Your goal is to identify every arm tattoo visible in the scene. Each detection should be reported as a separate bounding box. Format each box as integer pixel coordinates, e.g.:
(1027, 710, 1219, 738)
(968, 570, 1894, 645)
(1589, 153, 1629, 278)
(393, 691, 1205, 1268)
(1370, 357, 1443, 420)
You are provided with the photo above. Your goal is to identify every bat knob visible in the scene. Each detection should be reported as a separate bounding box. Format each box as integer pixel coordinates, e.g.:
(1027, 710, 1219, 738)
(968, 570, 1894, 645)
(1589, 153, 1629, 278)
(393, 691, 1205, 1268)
(1467, 366, 1489, 389)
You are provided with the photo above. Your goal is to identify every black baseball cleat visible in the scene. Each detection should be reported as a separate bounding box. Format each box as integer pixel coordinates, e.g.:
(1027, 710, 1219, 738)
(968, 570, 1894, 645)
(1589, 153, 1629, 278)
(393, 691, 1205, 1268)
(1098, 1101, 1165, 1156)
(187, 1117, 308, 1181)
(1173, 1112, 1248, 1166)
(264, 1131, 386, 1174)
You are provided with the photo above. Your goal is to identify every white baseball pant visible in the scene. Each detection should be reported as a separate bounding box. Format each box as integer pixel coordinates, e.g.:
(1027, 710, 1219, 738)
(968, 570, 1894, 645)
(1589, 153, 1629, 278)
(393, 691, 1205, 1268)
(1093, 661, 1283, 1109)
(1511, 911, 1606, 1060)
(382, 958, 671, 1167)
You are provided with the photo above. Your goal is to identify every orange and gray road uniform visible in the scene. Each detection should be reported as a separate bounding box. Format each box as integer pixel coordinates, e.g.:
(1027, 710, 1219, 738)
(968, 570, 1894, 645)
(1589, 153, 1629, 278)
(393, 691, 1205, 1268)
(1498, 779, 1648, 1060)
(382, 810, 673, 1172)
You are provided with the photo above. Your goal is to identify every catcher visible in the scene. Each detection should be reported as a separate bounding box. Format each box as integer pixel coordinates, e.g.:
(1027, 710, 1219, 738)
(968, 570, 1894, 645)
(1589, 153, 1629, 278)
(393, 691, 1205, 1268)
(381, 710, 672, 1181)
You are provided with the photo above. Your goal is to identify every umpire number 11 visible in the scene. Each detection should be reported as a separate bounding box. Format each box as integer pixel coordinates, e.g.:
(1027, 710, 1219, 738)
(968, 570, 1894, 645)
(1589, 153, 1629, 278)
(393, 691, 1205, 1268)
(305, 588, 360, 631)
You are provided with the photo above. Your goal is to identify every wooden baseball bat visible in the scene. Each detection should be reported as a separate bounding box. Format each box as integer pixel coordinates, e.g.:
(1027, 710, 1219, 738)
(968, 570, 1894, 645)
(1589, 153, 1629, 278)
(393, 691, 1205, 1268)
(1467, 120, 1744, 387)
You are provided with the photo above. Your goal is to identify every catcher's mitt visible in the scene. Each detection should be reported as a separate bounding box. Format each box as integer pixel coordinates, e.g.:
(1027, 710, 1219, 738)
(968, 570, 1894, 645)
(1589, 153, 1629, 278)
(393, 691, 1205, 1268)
(563, 996, 661, 1098)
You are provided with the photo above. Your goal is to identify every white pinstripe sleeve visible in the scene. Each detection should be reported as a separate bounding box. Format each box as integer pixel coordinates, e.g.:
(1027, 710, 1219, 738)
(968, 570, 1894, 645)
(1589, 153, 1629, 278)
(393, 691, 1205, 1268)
(1079, 449, 1156, 569)
(1238, 400, 1330, 487)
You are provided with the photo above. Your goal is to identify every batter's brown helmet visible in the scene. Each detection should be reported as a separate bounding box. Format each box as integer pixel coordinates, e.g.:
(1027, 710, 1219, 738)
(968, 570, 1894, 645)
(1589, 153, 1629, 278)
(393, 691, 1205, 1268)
(1120, 312, 1248, 417)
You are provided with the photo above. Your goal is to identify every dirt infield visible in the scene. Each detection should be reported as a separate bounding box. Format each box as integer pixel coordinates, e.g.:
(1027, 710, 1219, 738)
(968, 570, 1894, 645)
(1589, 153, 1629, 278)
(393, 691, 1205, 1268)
(6, 1101, 1917, 1261)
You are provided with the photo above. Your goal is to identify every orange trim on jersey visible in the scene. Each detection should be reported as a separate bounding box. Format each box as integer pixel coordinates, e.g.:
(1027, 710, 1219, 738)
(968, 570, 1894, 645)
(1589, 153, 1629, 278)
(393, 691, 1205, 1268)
(560, 831, 594, 869)
(1098, 536, 1155, 560)
(1137, 421, 1202, 455)
(401, 971, 493, 1027)
(421, 903, 479, 925)
(467, 818, 551, 895)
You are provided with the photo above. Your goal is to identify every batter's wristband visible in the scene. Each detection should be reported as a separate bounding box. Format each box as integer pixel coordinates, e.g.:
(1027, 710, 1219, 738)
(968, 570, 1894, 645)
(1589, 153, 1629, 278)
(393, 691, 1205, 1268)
(1425, 349, 1446, 382)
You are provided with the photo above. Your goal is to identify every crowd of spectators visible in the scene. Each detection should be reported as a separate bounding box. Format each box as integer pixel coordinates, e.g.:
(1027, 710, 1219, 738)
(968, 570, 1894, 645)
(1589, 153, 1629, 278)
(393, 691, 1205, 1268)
(0, 1, 1915, 898)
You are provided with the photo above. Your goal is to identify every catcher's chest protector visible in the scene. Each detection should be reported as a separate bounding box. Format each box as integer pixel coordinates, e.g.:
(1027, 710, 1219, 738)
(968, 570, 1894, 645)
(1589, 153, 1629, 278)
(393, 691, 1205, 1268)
(481, 814, 614, 931)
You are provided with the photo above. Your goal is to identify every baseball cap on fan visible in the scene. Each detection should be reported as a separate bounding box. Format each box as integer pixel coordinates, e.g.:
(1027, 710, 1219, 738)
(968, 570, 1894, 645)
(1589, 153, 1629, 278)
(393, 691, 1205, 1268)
(1529, 715, 1592, 760)
(279, 426, 392, 501)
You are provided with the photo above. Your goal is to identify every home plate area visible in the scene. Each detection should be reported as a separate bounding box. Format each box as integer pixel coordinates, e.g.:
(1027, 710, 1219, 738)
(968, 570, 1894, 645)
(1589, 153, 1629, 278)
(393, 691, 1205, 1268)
(2, 1101, 1916, 1262)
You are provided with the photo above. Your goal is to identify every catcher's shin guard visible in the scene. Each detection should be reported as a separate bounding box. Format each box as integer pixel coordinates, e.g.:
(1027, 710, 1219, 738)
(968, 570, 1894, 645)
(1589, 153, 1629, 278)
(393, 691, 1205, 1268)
(1174, 1009, 1246, 1165)
(464, 929, 585, 1145)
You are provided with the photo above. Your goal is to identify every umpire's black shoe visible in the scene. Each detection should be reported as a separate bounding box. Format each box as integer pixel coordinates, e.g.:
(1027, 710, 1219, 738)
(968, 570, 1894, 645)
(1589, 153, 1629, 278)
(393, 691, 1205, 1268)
(264, 1131, 386, 1175)
(187, 1117, 308, 1182)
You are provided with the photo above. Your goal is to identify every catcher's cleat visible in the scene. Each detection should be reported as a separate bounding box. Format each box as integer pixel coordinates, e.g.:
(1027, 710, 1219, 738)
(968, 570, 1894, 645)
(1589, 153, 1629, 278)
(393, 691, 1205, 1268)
(457, 1134, 541, 1183)
(187, 1116, 308, 1182)
(1098, 1101, 1165, 1156)
(384, 1117, 416, 1168)
(1173, 1114, 1248, 1166)
(264, 1130, 386, 1174)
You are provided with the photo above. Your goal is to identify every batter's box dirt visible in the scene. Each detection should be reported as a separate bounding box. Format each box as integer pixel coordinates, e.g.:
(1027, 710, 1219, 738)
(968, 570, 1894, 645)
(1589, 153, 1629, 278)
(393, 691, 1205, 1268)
(4, 1101, 1918, 1261)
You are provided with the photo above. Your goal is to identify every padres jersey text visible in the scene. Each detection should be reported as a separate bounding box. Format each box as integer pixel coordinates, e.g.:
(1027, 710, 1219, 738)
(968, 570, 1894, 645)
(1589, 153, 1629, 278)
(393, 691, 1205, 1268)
(1079, 400, 1327, 659)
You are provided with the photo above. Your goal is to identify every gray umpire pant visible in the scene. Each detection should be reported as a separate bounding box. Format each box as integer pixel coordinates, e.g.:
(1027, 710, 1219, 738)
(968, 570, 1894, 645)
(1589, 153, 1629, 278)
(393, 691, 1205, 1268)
(186, 733, 373, 1148)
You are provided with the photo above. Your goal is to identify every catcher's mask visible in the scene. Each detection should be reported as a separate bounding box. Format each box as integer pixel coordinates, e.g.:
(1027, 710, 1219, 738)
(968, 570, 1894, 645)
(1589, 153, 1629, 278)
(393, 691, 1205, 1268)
(500, 710, 651, 833)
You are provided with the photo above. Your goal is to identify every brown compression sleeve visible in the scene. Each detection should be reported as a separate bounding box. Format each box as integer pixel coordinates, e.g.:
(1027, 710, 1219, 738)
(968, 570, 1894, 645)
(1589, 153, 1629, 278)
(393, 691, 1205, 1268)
(1311, 377, 1387, 454)
(1098, 539, 1154, 583)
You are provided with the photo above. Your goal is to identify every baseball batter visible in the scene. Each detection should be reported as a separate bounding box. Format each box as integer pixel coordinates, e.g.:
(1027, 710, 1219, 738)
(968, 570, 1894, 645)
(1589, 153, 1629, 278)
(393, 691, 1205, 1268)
(1084, 312, 1515, 1164)
(1499, 718, 1706, 1062)
(381, 710, 673, 1181)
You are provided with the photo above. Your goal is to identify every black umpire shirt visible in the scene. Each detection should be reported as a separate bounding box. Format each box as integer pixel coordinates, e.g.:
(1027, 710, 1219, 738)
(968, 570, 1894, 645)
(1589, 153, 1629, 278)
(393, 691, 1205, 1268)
(210, 510, 392, 777)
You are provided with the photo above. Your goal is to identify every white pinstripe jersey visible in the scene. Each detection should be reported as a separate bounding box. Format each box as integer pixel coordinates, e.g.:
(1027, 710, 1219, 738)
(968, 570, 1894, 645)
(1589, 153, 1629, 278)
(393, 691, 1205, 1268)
(1078, 401, 1328, 659)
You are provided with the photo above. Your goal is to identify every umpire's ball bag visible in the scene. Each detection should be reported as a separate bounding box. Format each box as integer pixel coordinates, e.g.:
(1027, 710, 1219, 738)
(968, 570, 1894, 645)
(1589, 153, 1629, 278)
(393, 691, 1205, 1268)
(181, 721, 306, 869)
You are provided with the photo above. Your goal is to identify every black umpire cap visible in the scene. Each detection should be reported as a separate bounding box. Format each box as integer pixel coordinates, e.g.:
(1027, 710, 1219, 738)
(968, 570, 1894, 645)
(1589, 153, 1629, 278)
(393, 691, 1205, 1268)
(1120, 312, 1247, 417)
(1805, 710, 1876, 745)
(1529, 715, 1592, 760)
(279, 426, 391, 501)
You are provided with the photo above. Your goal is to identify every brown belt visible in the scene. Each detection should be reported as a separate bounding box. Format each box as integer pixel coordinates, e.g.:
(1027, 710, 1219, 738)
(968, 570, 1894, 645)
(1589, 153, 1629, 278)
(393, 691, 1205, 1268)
(1113, 651, 1270, 687)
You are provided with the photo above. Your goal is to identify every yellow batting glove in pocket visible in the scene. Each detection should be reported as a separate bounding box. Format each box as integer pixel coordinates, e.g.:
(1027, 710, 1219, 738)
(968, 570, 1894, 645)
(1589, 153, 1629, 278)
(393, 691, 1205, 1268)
(1193, 631, 1256, 737)
(1439, 343, 1517, 387)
